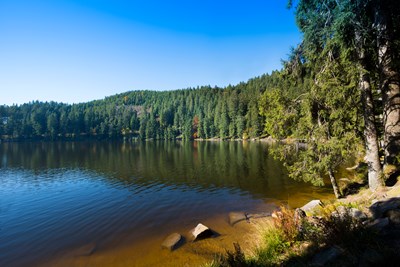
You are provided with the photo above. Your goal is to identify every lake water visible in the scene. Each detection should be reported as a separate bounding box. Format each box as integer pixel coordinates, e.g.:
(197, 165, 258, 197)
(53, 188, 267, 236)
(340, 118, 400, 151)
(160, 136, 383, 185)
(0, 141, 333, 266)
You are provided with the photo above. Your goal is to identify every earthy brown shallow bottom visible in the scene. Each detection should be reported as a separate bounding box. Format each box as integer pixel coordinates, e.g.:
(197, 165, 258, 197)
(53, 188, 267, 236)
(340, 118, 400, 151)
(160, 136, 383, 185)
(41, 195, 333, 267)
(42, 214, 263, 267)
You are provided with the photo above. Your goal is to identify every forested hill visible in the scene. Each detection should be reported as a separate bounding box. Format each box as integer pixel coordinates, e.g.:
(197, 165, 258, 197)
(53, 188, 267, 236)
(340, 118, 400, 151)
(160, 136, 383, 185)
(0, 71, 287, 141)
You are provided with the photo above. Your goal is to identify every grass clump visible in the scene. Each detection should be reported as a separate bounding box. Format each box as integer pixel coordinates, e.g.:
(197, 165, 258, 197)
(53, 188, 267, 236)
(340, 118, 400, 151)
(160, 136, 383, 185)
(251, 224, 291, 266)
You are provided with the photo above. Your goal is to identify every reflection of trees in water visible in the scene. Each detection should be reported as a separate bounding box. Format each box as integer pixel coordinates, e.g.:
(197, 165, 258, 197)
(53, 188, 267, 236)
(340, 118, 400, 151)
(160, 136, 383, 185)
(0, 141, 331, 198)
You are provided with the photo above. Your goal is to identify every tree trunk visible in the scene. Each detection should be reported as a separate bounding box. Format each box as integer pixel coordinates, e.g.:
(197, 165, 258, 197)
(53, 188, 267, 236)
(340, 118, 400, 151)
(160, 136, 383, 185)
(360, 71, 384, 190)
(375, 3, 400, 170)
(354, 25, 384, 191)
(328, 169, 341, 199)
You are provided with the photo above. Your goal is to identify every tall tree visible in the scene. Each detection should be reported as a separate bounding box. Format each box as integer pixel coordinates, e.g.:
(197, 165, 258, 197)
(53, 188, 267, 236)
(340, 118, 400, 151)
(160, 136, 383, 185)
(290, 0, 384, 190)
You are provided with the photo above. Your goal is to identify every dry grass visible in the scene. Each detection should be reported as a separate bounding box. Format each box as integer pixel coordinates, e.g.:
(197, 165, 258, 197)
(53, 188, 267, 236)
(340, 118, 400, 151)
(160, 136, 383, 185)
(271, 206, 298, 242)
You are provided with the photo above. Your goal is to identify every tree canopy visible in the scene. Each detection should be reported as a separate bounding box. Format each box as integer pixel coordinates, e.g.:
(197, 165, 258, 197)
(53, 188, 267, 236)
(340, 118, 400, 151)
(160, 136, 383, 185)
(0, 73, 279, 141)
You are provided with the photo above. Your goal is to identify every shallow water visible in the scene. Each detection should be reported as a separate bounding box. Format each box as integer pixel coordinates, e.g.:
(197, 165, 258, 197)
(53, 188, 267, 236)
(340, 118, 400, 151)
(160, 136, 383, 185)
(0, 141, 333, 266)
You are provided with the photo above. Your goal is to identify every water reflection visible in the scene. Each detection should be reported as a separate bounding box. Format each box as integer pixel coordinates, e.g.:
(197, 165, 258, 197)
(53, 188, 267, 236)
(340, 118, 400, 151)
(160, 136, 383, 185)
(0, 141, 327, 198)
(0, 141, 333, 266)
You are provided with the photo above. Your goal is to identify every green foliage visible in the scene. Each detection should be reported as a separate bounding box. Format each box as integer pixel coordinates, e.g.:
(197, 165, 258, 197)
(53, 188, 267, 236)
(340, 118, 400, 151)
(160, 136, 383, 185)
(257, 0, 366, 196)
(260, 59, 361, 193)
(259, 88, 298, 139)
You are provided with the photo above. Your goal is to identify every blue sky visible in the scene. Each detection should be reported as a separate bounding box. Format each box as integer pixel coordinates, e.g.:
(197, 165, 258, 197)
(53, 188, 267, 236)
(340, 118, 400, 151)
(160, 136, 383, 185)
(0, 0, 301, 105)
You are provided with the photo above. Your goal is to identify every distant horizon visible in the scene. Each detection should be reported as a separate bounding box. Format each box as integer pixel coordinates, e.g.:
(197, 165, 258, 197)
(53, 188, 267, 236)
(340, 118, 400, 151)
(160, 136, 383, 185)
(1, 70, 281, 106)
(0, 0, 300, 105)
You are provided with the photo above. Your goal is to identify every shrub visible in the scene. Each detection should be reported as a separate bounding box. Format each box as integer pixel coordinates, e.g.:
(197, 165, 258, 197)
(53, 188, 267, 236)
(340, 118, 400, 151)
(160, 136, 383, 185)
(272, 206, 299, 242)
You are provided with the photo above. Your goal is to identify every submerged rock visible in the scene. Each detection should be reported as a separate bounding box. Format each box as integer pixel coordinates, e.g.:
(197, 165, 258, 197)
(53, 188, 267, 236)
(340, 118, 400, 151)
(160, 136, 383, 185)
(190, 223, 214, 241)
(229, 212, 248, 225)
(73, 243, 96, 256)
(161, 233, 183, 251)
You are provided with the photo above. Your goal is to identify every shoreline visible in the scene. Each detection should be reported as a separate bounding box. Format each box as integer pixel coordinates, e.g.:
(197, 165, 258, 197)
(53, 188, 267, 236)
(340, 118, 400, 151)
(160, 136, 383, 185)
(40, 207, 276, 267)
(210, 181, 400, 266)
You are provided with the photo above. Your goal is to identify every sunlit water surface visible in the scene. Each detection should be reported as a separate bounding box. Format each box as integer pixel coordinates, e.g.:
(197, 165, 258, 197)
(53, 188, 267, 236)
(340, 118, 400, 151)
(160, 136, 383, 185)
(0, 141, 333, 266)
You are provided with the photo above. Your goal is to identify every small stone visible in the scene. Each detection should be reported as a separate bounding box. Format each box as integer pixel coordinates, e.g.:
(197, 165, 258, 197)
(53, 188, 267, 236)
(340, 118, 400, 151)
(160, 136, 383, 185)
(301, 200, 322, 213)
(310, 246, 342, 266)
(161, 233, 183, 251)
(229, 212, 247, 225)
(386, 209, 400, 225)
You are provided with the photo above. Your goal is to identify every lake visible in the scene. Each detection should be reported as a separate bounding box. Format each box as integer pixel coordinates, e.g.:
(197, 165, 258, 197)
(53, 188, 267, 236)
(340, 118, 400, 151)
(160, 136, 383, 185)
(0, 141, 333, 266)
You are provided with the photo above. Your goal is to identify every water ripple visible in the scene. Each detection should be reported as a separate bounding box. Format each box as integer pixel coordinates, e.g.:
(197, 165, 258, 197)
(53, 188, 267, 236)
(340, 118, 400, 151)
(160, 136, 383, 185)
(0, 141, 333, 266)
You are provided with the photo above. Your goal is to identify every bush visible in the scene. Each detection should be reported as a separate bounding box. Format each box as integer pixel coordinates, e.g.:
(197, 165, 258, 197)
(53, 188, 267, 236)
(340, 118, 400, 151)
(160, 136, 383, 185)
(272, 206, 299, 242)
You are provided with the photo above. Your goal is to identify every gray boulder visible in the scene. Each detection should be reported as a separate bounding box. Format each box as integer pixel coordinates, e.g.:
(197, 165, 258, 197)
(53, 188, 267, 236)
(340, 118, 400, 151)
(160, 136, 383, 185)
(190, 223, 214, 241)
(161, 233, 183, 251)
(350, 208, 368, 221)
(301, 200, 322, 213)
(332, 206, 368, 221)
(369, 197, 400, 219)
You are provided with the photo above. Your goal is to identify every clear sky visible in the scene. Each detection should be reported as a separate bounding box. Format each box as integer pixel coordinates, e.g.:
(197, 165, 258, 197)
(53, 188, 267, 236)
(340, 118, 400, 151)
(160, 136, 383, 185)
(0, 0, 301, 105)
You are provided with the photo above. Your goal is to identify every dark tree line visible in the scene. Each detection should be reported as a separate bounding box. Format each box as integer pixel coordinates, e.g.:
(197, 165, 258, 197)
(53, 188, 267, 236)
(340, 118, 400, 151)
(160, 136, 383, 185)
(0, 72, 283, 141)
